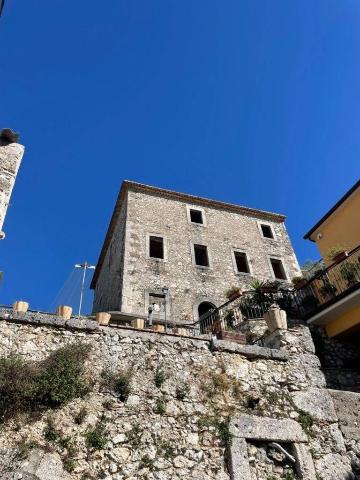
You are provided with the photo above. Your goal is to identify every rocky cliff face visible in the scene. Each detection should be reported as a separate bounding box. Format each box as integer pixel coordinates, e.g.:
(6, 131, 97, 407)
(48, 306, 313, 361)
(0, 312, 358, 480)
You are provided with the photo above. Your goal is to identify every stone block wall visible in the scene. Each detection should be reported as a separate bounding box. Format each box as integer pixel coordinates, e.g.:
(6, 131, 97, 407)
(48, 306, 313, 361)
(0, 139, 25, 235)
(0, 313, 357, 479)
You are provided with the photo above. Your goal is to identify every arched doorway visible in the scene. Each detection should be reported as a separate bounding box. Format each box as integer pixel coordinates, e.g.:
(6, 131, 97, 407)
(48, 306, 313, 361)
(198, 301, 216, 319)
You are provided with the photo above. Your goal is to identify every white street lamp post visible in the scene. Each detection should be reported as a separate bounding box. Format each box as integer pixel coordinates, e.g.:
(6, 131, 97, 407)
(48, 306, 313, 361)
(75, 262, 95, 317)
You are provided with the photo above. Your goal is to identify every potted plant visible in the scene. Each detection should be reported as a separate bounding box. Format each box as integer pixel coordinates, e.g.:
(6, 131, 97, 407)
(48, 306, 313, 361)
(292, 276, 307, 290)
(249, 279, 271, 308)
(326, 244, 349, 264)
(261, 280, 280, 294)
(225, 286, 241, 302)
(340, 262, 359, 287)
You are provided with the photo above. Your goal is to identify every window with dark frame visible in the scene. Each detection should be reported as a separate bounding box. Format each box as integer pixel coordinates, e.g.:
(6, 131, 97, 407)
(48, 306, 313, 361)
(261, 224, 274, 239)
(234, 251, 250, 274)
(194, 244, 209, 267)
(270, 258, 287, 280)
(149, 236, 164, 259)
(190, 209, 203, 224)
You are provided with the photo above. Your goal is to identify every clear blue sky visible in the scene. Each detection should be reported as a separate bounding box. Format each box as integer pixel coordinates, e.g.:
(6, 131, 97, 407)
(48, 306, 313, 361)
(1, 1, 359, 313)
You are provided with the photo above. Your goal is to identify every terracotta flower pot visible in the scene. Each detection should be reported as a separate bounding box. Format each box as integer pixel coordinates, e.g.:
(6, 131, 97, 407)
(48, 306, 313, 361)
(96, 312, 111, 326)
(56, 305, 72, 320)
(176, 328, 189, 337)
(132, 318, 145, 329)
(153, 324, 165, 333)
(12, 300, 29, 313)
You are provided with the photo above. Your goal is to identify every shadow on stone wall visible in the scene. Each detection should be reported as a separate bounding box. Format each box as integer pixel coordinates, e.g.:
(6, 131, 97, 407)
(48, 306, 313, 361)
(311, 326, 360, 392)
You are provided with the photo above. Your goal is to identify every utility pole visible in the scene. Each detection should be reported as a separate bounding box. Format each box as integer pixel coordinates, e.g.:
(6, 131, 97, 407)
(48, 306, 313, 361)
(75, 262, 95, 316)
(0, 1, 5, 18)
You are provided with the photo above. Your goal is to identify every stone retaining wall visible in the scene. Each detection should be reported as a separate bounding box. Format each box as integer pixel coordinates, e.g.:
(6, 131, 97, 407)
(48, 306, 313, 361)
(0, 313, 358, 480)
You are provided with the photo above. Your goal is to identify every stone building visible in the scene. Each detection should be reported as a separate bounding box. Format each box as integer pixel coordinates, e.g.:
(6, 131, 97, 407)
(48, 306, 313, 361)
(91, 181, 300, 322)
(0, 128, 24, 239)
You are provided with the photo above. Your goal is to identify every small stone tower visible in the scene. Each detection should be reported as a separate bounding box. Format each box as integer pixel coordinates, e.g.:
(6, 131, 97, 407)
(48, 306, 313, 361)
(0, 128, 25, 239)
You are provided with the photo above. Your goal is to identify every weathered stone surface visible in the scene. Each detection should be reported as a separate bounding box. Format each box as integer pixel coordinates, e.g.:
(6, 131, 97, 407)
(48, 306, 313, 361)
(0, 318, 353, 480)
(291, 388, 337, 422)
(211, 338, 288, 361)
(315, 453, 354, 480)
(16, 449, 71, 480)
(230, 415, 307, 442)
(293, 443, 317, 480)
(228, 437, 251, 480)
(0, 141, 24, 233)
(329, 389, 360, 441)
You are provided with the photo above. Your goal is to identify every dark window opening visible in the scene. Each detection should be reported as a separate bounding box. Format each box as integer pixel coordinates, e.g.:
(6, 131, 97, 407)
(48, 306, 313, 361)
(149, 293, 166, 318)
(190, 209, 203, 224)
(149, 236, 164, 259)
(270, 258, 287, 280)
(234, 251, 250, 273)
(194, 244, 209, 267)
(198, 301, 215, 319)
(261, 224, 274, 239)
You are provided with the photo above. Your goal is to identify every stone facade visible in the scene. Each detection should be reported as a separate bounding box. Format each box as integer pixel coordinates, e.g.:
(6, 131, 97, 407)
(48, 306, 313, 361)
(92, 182, 300, 322)
(0, 129, 24, 237)
(0, 311, 358, 479)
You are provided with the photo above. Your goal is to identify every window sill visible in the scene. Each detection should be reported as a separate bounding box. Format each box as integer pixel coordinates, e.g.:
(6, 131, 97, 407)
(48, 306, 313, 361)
(189, 222, 206, 227)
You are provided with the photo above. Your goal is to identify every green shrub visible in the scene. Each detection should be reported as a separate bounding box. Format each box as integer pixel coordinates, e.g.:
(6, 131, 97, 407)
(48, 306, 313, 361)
(154, 368, 167, 388)
(103, 368, 132, 401)
(63, 457, 77, 473)
(298, 410, 314, 432)
(33, 343, 91, 407)
(127, 423, 142, 449)
(216, 420, 233, 447)
(139, 454, 154, 470)
(43, 418, 60, 442)
(153, 398, 166, 415)
(0, 343, 91, 423)
(85, 421, 107, 450)
(15, 440, 38, 461)
(175, 383, 190, 400)
(0, 356, 36, 421)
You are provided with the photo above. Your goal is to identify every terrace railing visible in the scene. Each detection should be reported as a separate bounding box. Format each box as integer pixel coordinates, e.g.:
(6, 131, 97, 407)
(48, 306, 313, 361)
(190, 289, 298, 338)
(295, 245, 360, 319)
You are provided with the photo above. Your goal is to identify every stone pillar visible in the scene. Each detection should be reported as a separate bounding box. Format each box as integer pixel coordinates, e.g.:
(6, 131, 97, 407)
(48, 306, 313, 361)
(0, 129, 25, 238)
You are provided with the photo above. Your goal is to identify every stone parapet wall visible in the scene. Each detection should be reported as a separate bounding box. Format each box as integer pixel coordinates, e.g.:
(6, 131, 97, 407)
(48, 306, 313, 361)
(0, 315, 358, 479)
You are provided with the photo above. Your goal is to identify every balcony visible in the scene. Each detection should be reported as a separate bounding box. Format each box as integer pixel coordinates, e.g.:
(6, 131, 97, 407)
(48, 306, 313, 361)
(295, 245, 360, 331)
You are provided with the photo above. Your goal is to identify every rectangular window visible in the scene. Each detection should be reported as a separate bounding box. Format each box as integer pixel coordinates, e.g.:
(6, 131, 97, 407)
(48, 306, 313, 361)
(148, 293, 166, 318)
(149, 236, 164, 259)
(270, 258, 287, 280)
(190, 208, 203, 224)
(234, 251, 250, 273)
(261, 224, 274, 239)
(194, 244, 209, 267)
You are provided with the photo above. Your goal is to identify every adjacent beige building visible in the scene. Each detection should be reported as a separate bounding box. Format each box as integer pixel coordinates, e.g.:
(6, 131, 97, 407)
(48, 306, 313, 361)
(0, 129, 24, 239)
(91, 181, 300, 323)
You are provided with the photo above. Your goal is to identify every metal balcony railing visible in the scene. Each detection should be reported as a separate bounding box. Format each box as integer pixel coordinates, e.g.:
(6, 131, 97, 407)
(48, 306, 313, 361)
(190, 289, 298, 338)
(295, 245, 360, 319)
